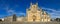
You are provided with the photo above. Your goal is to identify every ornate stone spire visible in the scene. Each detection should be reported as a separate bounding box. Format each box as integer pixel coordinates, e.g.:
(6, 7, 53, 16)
(40, 7, 42, 11)
(36, 2, 38, 5)
(30, 2, 32, 6)
(36, 0, 38, 6)
(36, 0, 38, 5)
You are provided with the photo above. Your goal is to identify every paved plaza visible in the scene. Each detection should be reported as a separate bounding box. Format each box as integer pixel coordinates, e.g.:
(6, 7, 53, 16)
(0, 21, 60, 24)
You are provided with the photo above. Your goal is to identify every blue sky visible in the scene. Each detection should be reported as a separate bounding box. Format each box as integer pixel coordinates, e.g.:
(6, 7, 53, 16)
(0, 0, 60, 18)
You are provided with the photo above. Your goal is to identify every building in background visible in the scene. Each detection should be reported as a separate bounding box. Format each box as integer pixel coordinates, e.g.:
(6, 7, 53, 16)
(4, 16, 13, 22)
(13, 14, 17, 21)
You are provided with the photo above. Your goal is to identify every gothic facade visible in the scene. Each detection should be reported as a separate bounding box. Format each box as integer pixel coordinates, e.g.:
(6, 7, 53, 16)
(26, 3, 50, 22)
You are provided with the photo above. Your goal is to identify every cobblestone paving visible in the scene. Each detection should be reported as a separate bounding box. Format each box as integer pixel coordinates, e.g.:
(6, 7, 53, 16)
(0, 21, 60, 24)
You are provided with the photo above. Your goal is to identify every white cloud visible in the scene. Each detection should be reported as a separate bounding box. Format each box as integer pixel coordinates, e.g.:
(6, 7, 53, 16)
(5, 7, 15, 15)
(5, 7, 25, 16)
(16, 12, 26, 16)
(7, 9, 15, 15)
(42, 7, 56, 12)
(42, 7, 60, 18)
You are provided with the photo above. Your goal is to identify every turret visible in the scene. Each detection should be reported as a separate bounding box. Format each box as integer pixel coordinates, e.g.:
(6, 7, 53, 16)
(30, 2, 32, 6)
(43, 11, 47, 17)
(36, 2, 38, 6)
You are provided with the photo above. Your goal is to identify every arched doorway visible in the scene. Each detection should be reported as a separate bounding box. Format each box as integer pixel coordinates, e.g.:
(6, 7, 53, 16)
(32, 15, 36, 21)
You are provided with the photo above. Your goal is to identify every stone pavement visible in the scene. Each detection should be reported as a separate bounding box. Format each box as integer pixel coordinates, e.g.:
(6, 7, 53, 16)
(0, 21, 60, 24)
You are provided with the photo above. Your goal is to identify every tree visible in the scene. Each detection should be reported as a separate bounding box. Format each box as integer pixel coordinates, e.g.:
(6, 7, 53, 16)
(55, 18, 60, 22)
(0, 19, 2, 21)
